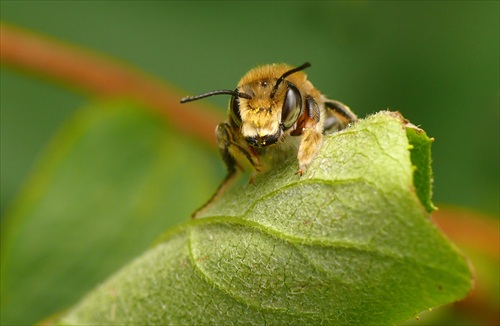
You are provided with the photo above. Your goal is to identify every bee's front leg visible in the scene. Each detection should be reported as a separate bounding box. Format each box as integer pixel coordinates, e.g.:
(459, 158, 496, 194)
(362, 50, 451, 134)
(217, 122, 262, 173)
(297, 126, 323, 176)
(297, 96, 323, 176)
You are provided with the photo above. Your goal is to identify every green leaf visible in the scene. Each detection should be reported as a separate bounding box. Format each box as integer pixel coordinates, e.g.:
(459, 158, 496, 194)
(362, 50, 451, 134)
(59, 111, 472, 325)
(0, 102, 222, 325)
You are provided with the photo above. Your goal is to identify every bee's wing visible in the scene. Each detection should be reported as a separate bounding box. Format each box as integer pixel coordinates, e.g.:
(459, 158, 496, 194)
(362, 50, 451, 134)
(322, 99, 357, 134)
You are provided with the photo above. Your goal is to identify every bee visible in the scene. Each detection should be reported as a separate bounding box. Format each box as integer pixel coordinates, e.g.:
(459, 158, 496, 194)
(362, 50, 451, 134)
(181, 62, 357, 217)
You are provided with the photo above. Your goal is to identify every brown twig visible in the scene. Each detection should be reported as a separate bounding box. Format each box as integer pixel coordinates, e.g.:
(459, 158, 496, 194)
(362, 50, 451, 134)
(0, 23, 224, 148)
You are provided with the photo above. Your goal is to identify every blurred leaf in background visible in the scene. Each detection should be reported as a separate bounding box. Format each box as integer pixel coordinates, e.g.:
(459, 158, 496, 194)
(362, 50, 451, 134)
(1, 101, 223, 324)
(1, 1, 498, 325)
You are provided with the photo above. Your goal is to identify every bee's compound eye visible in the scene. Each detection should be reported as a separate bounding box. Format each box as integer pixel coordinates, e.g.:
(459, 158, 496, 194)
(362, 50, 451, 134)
(281, 85, 302, 129)
(230, 94, 242, 126)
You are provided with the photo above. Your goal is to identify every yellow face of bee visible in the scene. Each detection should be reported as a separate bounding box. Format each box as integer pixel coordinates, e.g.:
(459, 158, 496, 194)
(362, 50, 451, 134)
(234, 82, 283, 147)
(228, 64, 315, 148)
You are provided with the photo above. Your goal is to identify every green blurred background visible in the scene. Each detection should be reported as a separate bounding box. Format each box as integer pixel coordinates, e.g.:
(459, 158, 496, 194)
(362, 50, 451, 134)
(1, 1, 498, 216)
(1, 1, 498, 325)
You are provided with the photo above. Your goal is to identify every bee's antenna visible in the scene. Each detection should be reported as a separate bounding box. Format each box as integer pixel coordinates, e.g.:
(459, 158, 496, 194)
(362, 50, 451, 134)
(180, 89, 252, 103)
(270, 62, 311, 99)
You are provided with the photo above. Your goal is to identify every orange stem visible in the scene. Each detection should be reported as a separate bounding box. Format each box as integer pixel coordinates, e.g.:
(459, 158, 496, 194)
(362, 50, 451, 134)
(432, 208, 499, 259)
(0, 23, 224, 147)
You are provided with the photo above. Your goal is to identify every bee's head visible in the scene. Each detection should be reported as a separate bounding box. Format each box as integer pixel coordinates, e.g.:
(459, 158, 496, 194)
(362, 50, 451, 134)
(230, 81, 302, 147)
(180, 63, 311, 148)
(230, 63, 311, 148)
